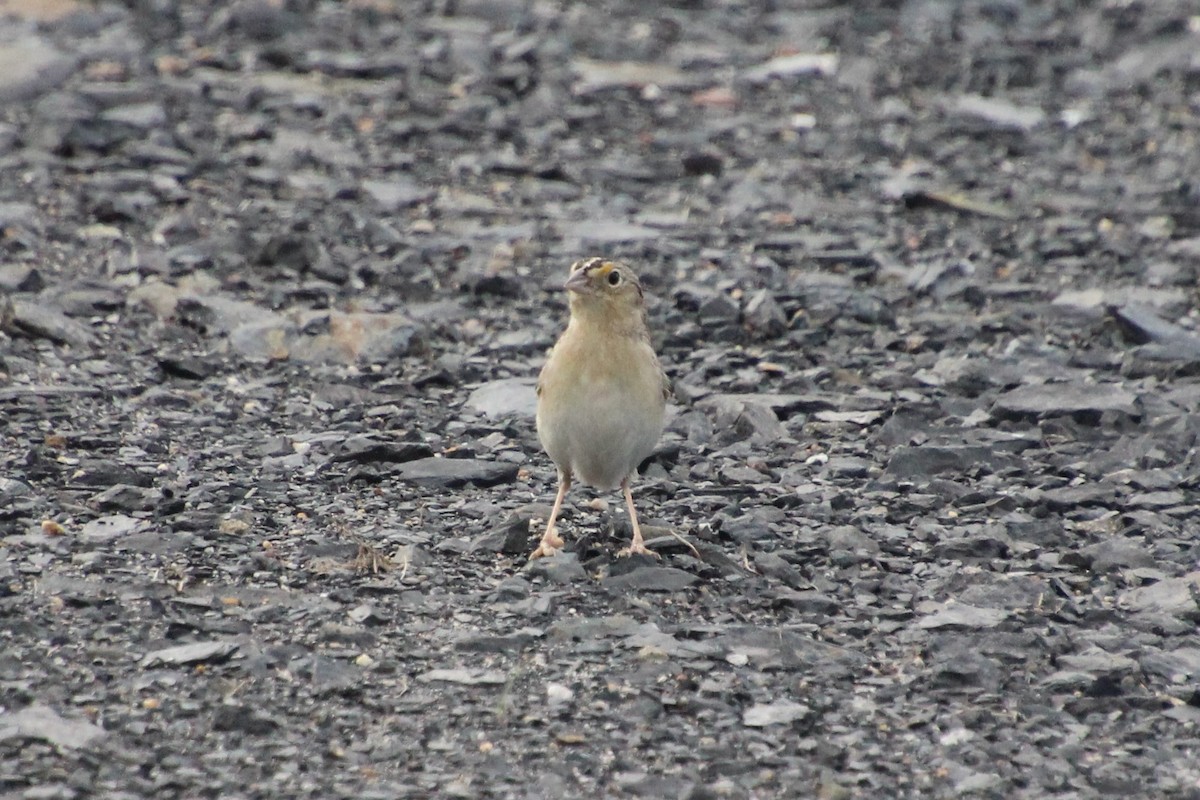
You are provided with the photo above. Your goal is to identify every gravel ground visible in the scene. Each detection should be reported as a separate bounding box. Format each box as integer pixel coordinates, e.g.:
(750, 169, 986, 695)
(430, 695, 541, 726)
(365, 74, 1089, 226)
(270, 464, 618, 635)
(3, 1, 1200, 798)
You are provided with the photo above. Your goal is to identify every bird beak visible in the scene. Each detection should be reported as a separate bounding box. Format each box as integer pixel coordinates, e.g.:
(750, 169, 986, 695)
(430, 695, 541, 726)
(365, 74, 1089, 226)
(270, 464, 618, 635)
(564, 266, 591, 294)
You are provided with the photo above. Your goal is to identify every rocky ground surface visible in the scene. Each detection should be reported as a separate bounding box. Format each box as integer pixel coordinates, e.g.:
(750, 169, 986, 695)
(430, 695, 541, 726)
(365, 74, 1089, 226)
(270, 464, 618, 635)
(2, 0, 1200, 797)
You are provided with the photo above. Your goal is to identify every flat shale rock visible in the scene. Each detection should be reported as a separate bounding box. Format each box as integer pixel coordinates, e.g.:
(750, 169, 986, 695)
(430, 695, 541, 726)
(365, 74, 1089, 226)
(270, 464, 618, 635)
(0, 704, 105, 750)
(465, 377, 537, 418)
(1119, 573, 1200, 620)
(1081, 537, 1156, 573)
(917, 603, 1010, 630)
(526, 552, 587, 583)
(140, 641, 240, 668)
(696, 394, 788, 444)
(0, 36, 78, 102)
(1, 297, 94, 347)
(392, 457, 518, 488)
(603, 566, 698, 592)
(79, 514, 147, 542)
(885, 444, 1015, 478)
(1140, 648, 1200, 682)
(417, 669, 507, 686)
(742, 700, 810, 727)
(992, 383, 1139, 419)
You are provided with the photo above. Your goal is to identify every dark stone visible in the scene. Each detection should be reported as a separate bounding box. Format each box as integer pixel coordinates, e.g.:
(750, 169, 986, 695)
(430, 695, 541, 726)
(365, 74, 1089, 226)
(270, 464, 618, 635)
(992, 383, 1140, 420)
(604, 566, 699, 592)
(470, 516, 532, 555)
(212, 704, 279, 735)
(1081, 537, 1156, 574)
(330, 437, 435, 465)
(681, 149, 723, 177)
(885, 445, 1011, 478)
(90, 484, 161, 512)
(391, 457, 518, 488)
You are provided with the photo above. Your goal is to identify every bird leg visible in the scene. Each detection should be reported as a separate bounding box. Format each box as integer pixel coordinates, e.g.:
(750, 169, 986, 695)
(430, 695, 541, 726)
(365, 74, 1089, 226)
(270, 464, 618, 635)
(529, 473, 570, 559)
(616, 477, 659, 558)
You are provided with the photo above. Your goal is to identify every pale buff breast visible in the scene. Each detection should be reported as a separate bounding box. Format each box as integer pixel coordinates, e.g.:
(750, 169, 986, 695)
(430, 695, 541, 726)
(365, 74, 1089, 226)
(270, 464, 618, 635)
(536, 327, 666, 490)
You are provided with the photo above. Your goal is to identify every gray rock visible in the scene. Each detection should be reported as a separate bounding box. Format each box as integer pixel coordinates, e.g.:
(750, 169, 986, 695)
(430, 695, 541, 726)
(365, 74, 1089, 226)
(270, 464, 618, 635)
(563, 219, 661, 244)
(393, 457, 518, 488)
(1139, 647, 1200, 682)
(742, 52, 837, 83)
(286, 311, 423, 364)
(90, 484, 159, 512)
(953, 771, 1005, 794)
(697, 394, 787, 445)
(827, 525, 880, 554)
(1041, 483, 1117, 510)
(0, 477, 34, 500)
(885, 445, 1011, 478)
(992, 383, 1139, 419)
(0, 263, 43, 292)
(0, 36, 77, 102)
(329, 437, 433, 464)
(1110, 303, 1200, 357)
(0, 297, 93, 348)
(1119, 573, 1200, 620)
(347, 604, 387, 625)
(100, 102, 167, 130)
(698, 291, 741, 325)
(80, 515, 147, 543)
(604, 566, 698, 592)
(178, 294, 277, 334)
(1128, 490, 1186, 509)
(622, 624, 721, 658)
(361, 178, 435, 211)
(776, 590, 840, 615)
(822, 456, 871, 478)
(466, 378, 538, 418)
(1081, 537, 1156, 574)
(952, 94, 1046, 132)
(742, 700, 810, 727)
(141, 641, 240, 668)
(417, 668, 507, 685)
(917, 603, 1010, 630)
(525, 550, 588, 583)
(212, 704, 279, 734)
(752, 552, 806, 588)
(469, 517, 532, 555)
(1058, 647, 1137, 675)
(0, 704, 105, 750)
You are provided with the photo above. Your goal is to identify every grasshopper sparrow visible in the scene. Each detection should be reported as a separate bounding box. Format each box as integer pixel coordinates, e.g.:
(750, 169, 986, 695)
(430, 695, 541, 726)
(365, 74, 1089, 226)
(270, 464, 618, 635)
(530, 257, 669, 559)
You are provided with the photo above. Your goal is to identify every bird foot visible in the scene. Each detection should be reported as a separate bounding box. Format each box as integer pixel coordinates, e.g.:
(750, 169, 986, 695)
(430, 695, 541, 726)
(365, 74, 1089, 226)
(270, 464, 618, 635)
(617, 541, 660, 559)
(529, 530, 565, 560)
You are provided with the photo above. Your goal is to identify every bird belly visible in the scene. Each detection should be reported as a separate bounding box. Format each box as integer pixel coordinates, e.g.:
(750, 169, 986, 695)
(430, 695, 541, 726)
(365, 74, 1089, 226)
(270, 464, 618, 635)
(537, 373, 664, 490)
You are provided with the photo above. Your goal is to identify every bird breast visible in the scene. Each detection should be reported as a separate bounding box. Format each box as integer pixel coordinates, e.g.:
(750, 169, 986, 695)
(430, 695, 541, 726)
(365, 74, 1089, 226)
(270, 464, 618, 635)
(536, 332, 665, 490)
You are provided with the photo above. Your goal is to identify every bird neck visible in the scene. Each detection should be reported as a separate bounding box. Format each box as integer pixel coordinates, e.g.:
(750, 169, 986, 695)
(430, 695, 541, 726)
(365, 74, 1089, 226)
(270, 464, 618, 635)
(567, 296, 647, 339)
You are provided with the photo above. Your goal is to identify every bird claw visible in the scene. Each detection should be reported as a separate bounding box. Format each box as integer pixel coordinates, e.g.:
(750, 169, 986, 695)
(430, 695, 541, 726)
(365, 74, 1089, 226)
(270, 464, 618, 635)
(617, 542, 660, 559)
(529, 530, 565, 560)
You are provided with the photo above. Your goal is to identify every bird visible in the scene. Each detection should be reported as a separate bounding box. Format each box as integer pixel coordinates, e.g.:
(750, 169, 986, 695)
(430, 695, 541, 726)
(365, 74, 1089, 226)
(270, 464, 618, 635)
(530, 257, 669, 559)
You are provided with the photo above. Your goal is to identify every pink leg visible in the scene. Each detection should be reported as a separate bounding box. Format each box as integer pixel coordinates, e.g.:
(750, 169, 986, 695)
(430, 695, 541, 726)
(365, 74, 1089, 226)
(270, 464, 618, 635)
(616, 477, 659, 558)
(529, 473, 570, 559)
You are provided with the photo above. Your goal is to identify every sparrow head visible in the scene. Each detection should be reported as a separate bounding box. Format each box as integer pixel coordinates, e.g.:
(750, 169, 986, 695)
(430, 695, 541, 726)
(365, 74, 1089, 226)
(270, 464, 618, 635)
(564, 257, 644, 314)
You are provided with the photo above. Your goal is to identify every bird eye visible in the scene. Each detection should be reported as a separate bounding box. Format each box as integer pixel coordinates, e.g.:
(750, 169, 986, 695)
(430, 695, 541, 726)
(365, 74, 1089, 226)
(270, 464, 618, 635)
(607, 270, 622, 286)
